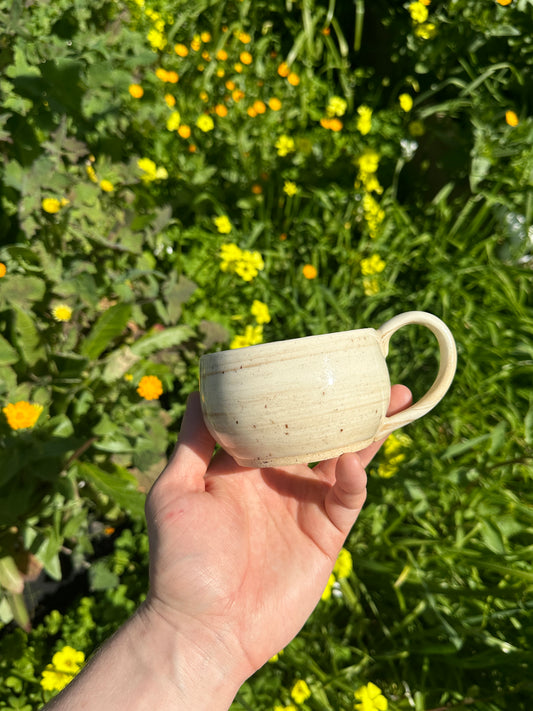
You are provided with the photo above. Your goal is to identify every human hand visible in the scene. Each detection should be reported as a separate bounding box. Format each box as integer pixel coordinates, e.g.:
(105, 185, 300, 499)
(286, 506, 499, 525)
(142, 384, 412, 684)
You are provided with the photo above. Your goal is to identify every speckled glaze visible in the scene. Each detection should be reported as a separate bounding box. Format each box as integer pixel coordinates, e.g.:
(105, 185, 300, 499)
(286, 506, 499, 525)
(199, 311, 457, 467)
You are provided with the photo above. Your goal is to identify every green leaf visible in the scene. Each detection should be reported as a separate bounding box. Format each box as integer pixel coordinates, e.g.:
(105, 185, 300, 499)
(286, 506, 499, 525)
(14, 307, 46, 366)
(89, 560, 120, 592)
(0, 275, 45, 310)
(102, 346, 140, 383)
(80, 303, 132, 360)
(77, 462, 145, 519)
(130, 324, 194, 358)
(0, 335, 18, 366)
(0, 556, 24, 594)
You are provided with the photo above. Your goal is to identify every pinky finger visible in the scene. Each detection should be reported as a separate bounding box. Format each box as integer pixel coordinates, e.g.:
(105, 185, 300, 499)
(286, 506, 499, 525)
(324, 453, 368, 535)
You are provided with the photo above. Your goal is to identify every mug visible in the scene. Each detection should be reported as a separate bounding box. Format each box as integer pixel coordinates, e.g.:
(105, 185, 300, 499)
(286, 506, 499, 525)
(199, 311, 457, 467)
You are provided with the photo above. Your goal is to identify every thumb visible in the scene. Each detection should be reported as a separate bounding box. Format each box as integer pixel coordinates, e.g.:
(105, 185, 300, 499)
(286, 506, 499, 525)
(324, 452, 368, 535)
(153, 392, 215, 495)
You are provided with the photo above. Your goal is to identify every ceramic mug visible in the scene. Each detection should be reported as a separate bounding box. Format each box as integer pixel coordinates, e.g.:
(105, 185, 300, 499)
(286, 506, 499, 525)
(199, 311, 457, 467)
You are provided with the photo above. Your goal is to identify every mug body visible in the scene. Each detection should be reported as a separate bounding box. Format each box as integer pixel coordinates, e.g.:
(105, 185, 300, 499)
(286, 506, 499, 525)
(199, 329, 390, 467)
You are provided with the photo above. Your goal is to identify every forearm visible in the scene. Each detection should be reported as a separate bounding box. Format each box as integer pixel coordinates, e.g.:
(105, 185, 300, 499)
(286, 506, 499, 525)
(42, 602, 246, 711)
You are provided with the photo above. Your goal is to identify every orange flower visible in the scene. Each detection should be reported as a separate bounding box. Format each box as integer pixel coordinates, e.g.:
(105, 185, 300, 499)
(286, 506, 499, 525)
(251, 184, 263, 194)
(0, 262, 6, 278)
(268, 97, 282, 111)
(215, 104, 228, 117)
(287, 72, 300, 86)
(496, 0, 512, 4)
(128, 83, 144, 98)
(302, 264, 318, 279)
(216, 49, 228, 61)
(137, 375, 163, 401)
(240, 51, 252, 65)
(3, 401, 43, 430)
(174, 43, 189, 57)
(505, 110, 519, 126)
(277, 62, 290, 77)
(178, 124, 191, 138)
(253, 100, 266, 114)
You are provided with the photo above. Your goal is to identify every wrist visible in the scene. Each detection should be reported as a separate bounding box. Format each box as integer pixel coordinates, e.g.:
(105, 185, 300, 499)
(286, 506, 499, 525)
(132, 599, 248, 710)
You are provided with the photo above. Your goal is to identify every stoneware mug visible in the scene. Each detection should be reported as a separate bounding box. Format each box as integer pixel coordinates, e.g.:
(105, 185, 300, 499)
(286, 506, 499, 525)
(199, 311, 457, 467)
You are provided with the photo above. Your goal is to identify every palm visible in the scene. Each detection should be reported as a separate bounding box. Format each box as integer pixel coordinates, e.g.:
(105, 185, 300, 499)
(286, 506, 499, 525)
(145, 387, 411, 672)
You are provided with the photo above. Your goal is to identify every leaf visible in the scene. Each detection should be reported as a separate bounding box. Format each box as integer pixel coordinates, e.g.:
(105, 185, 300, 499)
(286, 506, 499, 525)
(130, 324, 194, 358)
(0, 556, 24, 594)
(162, 275, 197, 324)
(0, 275, 46, 310)
(442, 434, 491, 460)
(102, 346, 140, 383)
(89, 560, 120, 592)
(80, 303, 132, 360)
(0, 335, 18, 366)
(14, 307, 46, 366)
(77, 462, 145, 519)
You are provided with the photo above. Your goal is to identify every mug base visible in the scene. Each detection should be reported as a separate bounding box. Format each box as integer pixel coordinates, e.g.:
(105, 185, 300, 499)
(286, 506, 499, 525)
(232, 436, 377, 468)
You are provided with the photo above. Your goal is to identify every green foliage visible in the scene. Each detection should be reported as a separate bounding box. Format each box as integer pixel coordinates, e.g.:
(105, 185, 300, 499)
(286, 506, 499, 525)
(0, 0, 532, 708)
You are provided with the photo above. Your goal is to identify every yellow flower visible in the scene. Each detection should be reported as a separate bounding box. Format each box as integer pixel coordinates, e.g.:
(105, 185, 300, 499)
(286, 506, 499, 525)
(196, 114, 215, 132)
(333, 547, 353, 579)
(200, 31, 212, 42)
(376, 432, 410, 478)
(283, 180, 298, 197)
(251, 300, 271, 324)
(354, 682, 388, 711)
(234, 62, 243, 73)
(86, 164, 98, 183)
(356, 105, 372, 135)
(41, 198, 62, 214)
(40, 646, 85, 692)
(52, 304, 73, 321)
(99, 179, 114, 192)
(302, 264, 318, 280)
(358, 150, 380, 175)
(321, 573, 336, 601)
(275, 134, 295, 157)
(408, 1, 429, 23)
(164, 93, 176, 107)
(230, 324, 263, 349)
(137, 158, 168, 182)
(363, 277, 380, 296)
(240, 51, 252, 65)
(3, 401, 43, 430)
(124, 373, 133, 382)
(360, 254, 386, 276)
(166, 111, 181, 131)
(0, 262, 6, 278)
(214, 215, 232, 234)
(137, 375, 163, 400)
(238, 31, 251, 43)
(269, 97, 282, 111)
(219, 243, 264, 282)
(414, 22, 436, 39)
(362, 194, 385, 239)
(147, 28, 167, 50)
(290, 679, 311, 704)
(496, 0, 512, 4)
(253, 100, 266, 114)
(190, 35, 201, 51)
(216, 49, 228, 60)
(399, 93, 413, 112)
(327, 95, 347, 117)
(174, 43, 189, 56)
(232, 88, 245, 102)
(128, 83, 144, 98)
(505, 110, 519, 126)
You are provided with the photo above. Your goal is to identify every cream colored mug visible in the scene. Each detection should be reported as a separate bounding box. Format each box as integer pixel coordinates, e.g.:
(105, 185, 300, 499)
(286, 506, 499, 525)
(199, 311, 457, 467)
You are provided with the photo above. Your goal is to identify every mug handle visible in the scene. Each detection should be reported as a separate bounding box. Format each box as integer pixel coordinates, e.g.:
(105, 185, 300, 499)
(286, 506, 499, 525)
(374, 311, 457, 440)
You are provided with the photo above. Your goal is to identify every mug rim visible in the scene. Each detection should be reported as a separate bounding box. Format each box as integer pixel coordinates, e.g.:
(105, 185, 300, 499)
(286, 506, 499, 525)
(200, 327, 376, 364)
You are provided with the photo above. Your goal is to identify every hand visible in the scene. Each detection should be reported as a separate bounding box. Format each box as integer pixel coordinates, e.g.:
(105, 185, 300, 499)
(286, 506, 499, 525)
(143, 384, 412, 681)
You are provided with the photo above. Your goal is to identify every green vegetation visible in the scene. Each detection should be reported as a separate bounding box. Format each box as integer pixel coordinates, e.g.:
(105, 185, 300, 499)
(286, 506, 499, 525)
(0, 0, 532, 708)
